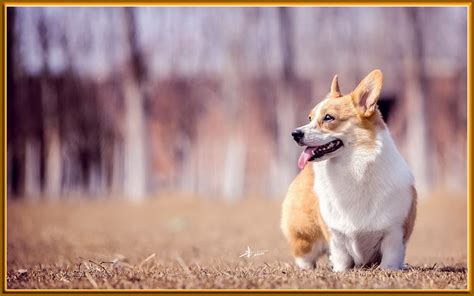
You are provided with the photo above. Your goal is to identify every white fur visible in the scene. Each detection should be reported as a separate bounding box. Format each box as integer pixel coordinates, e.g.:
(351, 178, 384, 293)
(313, 129, 414, 271)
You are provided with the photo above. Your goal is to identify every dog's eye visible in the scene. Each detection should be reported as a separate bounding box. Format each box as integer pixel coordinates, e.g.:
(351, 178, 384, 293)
(323, 114, 335, 122)
(308, 116, 312, 122)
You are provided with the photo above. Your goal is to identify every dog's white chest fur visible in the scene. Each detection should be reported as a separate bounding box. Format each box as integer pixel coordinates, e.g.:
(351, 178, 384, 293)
(313, 129, 413, 236)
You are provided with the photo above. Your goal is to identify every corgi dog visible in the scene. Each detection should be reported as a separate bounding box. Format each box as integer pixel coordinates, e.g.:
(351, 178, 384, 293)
(281, 70, 416, 271)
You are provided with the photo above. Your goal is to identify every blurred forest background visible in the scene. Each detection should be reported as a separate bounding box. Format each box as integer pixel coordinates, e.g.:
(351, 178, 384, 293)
(7, 6, 467, 201)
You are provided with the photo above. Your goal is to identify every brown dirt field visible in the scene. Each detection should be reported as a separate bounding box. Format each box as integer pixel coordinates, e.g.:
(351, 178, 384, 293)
(6, 191, 468, 290)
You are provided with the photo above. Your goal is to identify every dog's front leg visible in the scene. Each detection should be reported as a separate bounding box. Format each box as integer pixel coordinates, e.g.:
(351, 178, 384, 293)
(329, 234, 353, 272)
(380, 227, 405, 270)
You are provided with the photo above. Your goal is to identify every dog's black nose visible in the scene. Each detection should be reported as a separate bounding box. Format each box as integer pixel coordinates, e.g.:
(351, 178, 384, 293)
(292, 129, 304, 143)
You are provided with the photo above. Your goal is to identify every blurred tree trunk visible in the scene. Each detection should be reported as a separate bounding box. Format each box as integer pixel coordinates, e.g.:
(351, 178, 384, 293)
(24, 139, 41, 198)
(402, 8, 430, 192)
(7, 7, 21, 197)
(444, 15, 467, 191)
(214, 10, 251, 201)
(42, 86, 62, 199)
(8, 7, 41, 198)
(38, 11, 62, 199)
(221, 106, 246, 201)
(221, 42, 246, 201)
(222, 134, 246, 200)
(273, 7, 297, 196)
(7, 143, 13, 196)
(122, 8, 147, 200)
(109, 139, 123, 195)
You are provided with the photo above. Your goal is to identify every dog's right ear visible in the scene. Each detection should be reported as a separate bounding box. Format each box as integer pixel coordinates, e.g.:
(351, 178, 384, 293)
(329, 75, 342, 98)
(352, 69, 383, 117)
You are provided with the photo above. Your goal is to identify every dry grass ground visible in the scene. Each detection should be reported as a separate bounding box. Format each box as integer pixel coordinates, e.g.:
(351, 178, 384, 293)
(6, 191, 468, 290)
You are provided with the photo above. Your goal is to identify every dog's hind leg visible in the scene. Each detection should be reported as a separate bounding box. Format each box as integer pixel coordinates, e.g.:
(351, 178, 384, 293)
(281, 165, 329, 269)
(291, 235, 327, 269)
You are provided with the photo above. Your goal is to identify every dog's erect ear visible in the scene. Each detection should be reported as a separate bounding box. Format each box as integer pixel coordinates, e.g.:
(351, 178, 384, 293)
(329, 75, 342, 98)
(352, 69, 383, 117)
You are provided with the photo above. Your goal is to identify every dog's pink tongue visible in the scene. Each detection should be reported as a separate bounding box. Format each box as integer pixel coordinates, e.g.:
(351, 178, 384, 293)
(298, 147, 314, 170)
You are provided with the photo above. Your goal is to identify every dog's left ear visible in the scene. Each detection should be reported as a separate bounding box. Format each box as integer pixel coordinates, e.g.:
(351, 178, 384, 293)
(352, 69, 383, 117)
(329, 75, 342, 98)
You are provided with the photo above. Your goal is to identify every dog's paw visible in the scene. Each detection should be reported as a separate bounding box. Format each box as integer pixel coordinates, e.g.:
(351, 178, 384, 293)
(295, 257, 315, 270)
(332, 263, 351, 272)
(329, 253, 353, 272)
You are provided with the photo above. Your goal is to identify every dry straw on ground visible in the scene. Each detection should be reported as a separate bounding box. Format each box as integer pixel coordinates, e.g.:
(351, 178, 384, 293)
(6, 192, 467, 289)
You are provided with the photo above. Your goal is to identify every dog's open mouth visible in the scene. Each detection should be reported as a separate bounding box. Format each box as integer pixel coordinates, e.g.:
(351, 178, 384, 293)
(298, 139, 343, 169)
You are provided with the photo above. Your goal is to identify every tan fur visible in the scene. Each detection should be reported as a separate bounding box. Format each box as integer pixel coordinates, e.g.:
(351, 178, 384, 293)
(317, 92, 385, 150)
(403, 186, 417, 242)
(281, 165, 329, 257)
(329, 75, 342, 98)
(351, 69, 384, 117)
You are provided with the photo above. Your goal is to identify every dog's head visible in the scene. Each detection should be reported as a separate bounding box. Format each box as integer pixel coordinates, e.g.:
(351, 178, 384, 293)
(293, 69, 386, 169)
